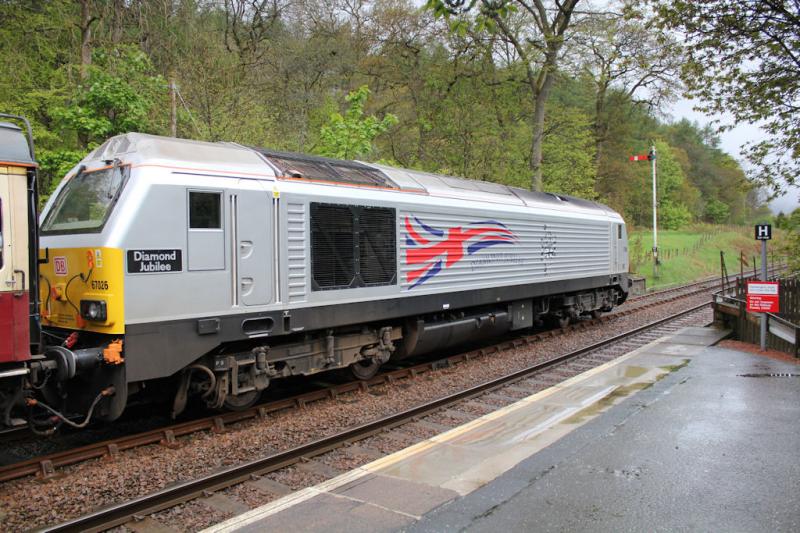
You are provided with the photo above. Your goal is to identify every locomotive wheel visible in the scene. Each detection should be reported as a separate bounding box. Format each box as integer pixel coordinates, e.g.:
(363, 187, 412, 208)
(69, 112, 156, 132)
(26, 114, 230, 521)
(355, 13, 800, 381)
(223, 390, 261, 411)
(350, 359, 381, 381)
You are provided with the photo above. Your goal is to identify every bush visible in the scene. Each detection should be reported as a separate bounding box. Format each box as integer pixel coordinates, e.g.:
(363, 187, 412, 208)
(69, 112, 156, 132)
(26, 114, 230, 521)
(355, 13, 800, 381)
(659, 201, 692, 230)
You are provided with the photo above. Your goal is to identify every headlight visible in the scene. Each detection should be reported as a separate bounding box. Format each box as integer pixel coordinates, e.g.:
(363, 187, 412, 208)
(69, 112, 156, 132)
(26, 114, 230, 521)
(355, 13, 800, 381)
(80, 300, 107, 322)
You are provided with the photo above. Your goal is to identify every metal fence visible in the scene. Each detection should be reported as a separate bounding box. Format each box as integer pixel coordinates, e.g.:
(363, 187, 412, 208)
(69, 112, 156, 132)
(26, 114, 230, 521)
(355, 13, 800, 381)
(713, 276, 800, 357)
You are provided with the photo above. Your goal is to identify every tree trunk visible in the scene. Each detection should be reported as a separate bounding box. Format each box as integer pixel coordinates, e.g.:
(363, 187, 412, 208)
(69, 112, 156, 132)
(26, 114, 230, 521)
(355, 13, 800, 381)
(170, 75, 178, 137)
(528, 48, 559, 192)
(593, 80, 608, 168)
(79, 0, 95, 81)
(490, 0, 579, 192)
(529, 72, 553, 191)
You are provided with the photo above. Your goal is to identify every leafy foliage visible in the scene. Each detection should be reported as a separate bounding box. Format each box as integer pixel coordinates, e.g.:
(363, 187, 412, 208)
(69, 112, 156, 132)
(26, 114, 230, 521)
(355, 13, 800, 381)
(0, 0, 767, 229)
(541, 104, 597, 198)
(704, 199, 730, 224)
(317, 86, 398, 160)
(50, 46, 165, 144)
(653, 0, 800, 196)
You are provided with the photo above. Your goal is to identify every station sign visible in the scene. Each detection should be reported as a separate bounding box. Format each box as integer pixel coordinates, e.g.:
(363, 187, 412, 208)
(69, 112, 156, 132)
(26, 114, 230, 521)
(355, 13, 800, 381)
(754, 224, 772, 240)
(746, 281, 780, 313)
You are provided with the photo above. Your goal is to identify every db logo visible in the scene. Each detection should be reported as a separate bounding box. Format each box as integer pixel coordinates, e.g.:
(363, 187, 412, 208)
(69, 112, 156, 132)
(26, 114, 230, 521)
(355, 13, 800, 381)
(54, 257, 68, 276)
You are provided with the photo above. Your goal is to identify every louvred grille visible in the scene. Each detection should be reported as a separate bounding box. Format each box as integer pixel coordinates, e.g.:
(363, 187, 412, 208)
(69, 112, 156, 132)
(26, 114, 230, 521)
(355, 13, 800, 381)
(359, 207, 396, 285)
(311, 204, 355, 289)
(310, 203, 396, 290)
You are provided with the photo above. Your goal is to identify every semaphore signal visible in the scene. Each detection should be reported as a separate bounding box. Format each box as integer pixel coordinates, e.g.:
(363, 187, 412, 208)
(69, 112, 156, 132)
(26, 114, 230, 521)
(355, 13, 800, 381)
(629, 145, 659, 277)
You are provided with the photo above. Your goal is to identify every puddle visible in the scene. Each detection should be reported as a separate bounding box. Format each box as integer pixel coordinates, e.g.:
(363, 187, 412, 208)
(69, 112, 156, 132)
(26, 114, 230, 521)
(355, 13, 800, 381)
(659, 359, 690, 373)
(561, 382, 652, 424)
(624, 366, 649, 378)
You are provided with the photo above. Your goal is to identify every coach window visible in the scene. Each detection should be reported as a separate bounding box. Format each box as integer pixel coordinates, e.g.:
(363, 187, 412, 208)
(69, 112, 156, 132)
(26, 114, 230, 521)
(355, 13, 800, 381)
(187, 190, 225, 271)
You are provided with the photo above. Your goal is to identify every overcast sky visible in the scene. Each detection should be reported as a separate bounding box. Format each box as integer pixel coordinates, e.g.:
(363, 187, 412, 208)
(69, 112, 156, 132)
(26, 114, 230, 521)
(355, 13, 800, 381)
(669, 98, 798, 215)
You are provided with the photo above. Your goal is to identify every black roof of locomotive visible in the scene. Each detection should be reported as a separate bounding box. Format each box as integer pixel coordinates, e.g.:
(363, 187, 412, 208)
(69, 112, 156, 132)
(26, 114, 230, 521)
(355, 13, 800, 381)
(250, 146, 397, 189)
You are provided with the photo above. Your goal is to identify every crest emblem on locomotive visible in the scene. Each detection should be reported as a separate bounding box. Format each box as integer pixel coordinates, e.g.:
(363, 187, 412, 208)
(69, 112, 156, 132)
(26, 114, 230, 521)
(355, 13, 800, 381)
(404, 215, 518, 288)
(540, 223, 557, 275)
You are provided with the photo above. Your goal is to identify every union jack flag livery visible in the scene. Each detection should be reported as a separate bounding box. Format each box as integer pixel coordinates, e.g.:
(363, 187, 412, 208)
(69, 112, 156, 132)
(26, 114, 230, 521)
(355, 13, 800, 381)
(404, 216, 518, 288)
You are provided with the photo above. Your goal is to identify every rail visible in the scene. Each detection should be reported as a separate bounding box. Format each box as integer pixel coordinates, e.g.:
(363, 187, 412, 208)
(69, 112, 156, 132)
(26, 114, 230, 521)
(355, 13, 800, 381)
(0, 275, 731, 482)
(41, 301, 713, 533)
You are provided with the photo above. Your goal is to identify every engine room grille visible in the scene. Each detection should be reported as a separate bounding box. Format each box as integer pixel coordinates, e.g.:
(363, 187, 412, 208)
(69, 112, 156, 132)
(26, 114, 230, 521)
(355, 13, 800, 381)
(310, 204, 355, 289)
(252, 147, 397, 188)
(310, 203, 396, 290)
(359, 206, 397, 286)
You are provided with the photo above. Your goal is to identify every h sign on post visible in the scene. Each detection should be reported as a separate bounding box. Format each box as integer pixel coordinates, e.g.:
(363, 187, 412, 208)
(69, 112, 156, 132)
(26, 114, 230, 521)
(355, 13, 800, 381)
(755, 224, 772, 240)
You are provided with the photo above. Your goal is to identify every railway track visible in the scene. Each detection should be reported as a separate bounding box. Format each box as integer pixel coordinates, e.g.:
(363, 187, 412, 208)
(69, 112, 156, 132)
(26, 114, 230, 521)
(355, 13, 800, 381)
(0, 272, 734, 483)
(0, 268, 767, 458)
(40, 300, 713, 533)
(3, 266, 787, 479)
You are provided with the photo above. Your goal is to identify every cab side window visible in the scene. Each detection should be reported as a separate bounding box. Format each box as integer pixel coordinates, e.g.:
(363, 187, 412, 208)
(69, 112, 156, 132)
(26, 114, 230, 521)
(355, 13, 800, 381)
(189, 192, 221, 229)
(187, 190, 225, 271)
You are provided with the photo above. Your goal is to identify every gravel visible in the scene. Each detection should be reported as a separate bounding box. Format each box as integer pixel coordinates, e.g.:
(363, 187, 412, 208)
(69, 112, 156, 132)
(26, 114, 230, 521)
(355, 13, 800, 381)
(152, 499, 230, 532)
(0, 293, 713, 531)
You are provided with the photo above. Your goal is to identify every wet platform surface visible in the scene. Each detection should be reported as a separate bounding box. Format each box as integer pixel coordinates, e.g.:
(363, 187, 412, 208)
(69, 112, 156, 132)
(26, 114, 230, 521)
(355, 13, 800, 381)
(205, 327, 800, 532)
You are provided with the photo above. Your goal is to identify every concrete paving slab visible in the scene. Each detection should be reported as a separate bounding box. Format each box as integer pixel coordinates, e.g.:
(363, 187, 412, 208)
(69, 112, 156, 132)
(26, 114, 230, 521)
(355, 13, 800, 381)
(666, 327, 730, 346)
(637, 342, 701, 356)
(232, 492, 414, 533)
(332, 473, 458, 516)
(377, 440, 492, 491)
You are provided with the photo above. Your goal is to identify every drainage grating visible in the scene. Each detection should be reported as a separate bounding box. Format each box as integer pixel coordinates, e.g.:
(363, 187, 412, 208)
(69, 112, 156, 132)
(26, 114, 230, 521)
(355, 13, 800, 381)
(738, 373, 800, 378)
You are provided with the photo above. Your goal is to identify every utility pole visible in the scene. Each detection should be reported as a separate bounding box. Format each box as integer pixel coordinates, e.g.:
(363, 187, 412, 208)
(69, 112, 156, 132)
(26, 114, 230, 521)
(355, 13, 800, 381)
(650, 144, 658, 278)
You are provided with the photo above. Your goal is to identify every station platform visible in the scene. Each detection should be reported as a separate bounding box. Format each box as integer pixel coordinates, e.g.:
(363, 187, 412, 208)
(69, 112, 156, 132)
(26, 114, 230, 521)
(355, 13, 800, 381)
(205, 327, 800, 533)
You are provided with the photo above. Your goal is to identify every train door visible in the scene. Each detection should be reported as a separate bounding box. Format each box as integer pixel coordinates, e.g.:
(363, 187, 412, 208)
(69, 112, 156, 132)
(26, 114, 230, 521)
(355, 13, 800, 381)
(609, 223, 622, 273)
(618, 223, 629, 272)
(230, 183, 273, 306)
(0, 163, 30, 362)
(610, 222, 627, 273)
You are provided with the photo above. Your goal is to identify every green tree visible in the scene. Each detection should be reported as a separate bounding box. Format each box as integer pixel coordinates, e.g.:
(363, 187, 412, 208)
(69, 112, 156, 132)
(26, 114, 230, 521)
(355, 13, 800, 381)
(653, 0, 800, 196)
(542, 104, 596, 198)
(774, 211, 788, 229)
(317, 85, 398, 160)
(37, 45, 165, 196)
(50, 46, 165, 145)
(779, 208, 800, 271)
(653, 140, 698, 229)
(426, 0, 582, 192)
(704, 199, 730, 224)
(570, 5, 682, 168)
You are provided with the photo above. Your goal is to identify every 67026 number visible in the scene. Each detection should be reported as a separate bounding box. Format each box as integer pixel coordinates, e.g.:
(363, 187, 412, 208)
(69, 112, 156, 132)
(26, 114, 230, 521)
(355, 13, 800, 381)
(91, 280, 109, 290)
